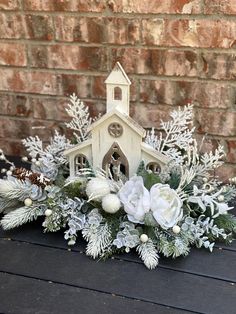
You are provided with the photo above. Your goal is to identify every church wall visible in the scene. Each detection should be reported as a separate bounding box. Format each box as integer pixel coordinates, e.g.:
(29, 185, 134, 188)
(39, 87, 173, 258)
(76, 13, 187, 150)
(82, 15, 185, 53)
(91, 115, 142, 177)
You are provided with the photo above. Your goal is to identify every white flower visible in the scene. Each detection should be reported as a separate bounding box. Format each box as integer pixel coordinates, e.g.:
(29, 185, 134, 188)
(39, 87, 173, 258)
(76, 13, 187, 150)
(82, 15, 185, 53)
(150, 184, 183, 229)
(86, 178, 110, 201)
(118, 176, 150, 223)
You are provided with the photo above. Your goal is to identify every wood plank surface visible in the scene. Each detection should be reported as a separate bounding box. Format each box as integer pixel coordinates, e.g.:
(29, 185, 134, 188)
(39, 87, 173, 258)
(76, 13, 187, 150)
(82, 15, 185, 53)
(1, 222, 236, 283)
(0, 238, 236, 314)
(0, 272, 188, 314)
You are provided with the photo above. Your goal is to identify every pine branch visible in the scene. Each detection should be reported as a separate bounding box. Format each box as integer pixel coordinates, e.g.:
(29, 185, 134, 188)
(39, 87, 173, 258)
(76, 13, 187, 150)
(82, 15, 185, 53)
(1, 206, 40, 230)
(0, 178, 32, 201)
(0, 198, 20, 213)
(83, 223, 112, 259)
(137, 240, 159, 269)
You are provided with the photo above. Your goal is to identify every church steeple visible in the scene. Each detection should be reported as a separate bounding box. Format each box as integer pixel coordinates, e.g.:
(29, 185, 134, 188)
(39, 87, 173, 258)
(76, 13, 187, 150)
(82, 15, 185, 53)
(105, 62, 131, 115)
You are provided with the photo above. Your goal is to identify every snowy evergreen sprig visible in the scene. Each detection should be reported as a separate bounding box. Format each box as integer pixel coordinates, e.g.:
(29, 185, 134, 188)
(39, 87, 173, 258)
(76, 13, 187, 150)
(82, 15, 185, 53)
(65, 93, 92, 143)
(145, 105, 195, 164)
(137, 240, 159, 269)
(1, 205, 42, 230)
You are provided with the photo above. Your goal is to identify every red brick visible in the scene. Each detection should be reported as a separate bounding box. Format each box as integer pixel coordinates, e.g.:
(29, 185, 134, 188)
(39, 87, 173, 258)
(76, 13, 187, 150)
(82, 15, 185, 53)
(60, 74, 91, 97)
(30, 45, 108, 71)
(139, 80, 233, 109)
(23, 0, 106, 12)
(0, 139, 23, 156)
(225, 140, 236, 163)
(0, 43, 27, 66)
(142, 19, 236, 48)
(91, 76, 137, 101)
(112, 48, 197, 76)
(0, 0, 20, 10)
(131, 103, 172, 129)
(0, 13, 54, 40)
(0, 118, 31, 139)
(199, 52, 236, 80)
(54, 16, 139, 45)
(0, 13, 26, 39)
(108, 0, 202, 14)
(25, 15, 53, 40)
(0, 94, 31, 117)
(31, 97, 69, 121)
(0, 69, 63, 95)
(215, 164, 236, 182)
(195, 109, 236, 136)
(204, 0, 236, 15)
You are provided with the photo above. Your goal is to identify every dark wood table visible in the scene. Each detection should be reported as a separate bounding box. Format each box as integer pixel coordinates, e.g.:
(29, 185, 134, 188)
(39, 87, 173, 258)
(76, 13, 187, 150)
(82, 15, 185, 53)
(0, 218, 236, 314)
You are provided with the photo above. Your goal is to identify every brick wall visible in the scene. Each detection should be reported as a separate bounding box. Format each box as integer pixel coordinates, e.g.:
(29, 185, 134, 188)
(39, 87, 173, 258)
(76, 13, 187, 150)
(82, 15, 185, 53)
(0, 0, 236, 180)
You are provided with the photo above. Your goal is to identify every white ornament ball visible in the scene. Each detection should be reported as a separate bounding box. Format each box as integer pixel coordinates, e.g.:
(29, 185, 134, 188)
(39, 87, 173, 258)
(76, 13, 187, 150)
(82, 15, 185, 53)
(31, 158, 37, 163)
(35, 161, 41, 167)
(21, 156, 28, 162)
(140, 234, 149, 243)
(6, 170, 12, 176)
(86, 178, 110, 201)
(218, 195, 225, 202)
(172, 225, 181, 234)
(231, 177, 236, 184)
(102, 193, 121, 214)
(24, 198, 33, 207)
(202, 177, 208, 183)
(1, 168, 6, 174)
(10, 166, 15, 171)
(45, 209, 53, 217)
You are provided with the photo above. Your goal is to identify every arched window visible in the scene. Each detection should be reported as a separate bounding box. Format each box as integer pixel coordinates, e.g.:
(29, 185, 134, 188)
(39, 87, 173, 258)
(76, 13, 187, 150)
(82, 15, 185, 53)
(74, 154, 88, 174)
(114, 86, 122, 100)
(146, 162, 161, 174)
(102, 142, 129, 180)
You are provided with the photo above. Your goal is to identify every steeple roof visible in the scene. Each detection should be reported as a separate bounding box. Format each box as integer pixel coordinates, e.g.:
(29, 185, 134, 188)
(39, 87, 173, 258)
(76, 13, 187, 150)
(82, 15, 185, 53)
(105, 62, 131, 85)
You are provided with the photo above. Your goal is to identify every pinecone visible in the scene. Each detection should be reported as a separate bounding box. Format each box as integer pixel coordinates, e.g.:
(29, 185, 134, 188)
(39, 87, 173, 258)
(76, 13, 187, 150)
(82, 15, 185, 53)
(12, 167, 51, 188)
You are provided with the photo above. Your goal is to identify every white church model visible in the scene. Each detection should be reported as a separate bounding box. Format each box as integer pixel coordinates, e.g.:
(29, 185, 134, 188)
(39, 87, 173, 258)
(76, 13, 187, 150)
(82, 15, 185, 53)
(64, 62, 169, 180)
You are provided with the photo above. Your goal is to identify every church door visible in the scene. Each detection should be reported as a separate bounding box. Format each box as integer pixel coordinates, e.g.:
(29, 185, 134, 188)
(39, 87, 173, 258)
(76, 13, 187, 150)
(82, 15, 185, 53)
(102, 142, 129, 180)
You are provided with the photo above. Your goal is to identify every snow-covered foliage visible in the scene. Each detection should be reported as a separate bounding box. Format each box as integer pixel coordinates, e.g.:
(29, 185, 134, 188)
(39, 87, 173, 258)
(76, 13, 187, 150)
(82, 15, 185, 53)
(145, 105, 195, 164)
(65, 93, 92, 143)
(0, 95, 236, 270)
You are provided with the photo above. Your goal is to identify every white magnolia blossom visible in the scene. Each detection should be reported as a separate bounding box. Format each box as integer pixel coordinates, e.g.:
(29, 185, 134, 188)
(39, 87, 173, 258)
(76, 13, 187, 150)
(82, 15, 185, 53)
(150, 184, 183, 229)
(118, 176, 150, 223)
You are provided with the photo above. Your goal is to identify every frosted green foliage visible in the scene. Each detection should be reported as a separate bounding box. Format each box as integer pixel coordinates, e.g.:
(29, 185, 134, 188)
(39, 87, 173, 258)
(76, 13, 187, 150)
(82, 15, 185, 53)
(0, 177, 45, 202)
(64, 198, 86, 245)
(0, 198, 20, 213)
(145, 105, 194, 164)
(137, 240, 159, 269)
(157, 231, 190, 258)
(65, 94, 92, 143)
(1, 205, 43, 230)
(22, 131, 72, 180)
(113, 221, 140, 252)
(82, 209, 112, 258)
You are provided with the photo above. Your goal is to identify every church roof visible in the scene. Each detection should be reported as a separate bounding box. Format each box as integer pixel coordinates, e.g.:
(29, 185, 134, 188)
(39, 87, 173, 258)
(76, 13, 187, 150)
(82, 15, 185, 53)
(105, 62, 131, 86)
(141, 142, 170, 164)
(64, 139, 92, 156)
(87, 108, 146, 137)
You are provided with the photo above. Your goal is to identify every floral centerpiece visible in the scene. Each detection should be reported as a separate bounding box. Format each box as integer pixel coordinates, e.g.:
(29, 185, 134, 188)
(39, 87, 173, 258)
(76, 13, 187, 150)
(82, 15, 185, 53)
(0, 94, 236, 269)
